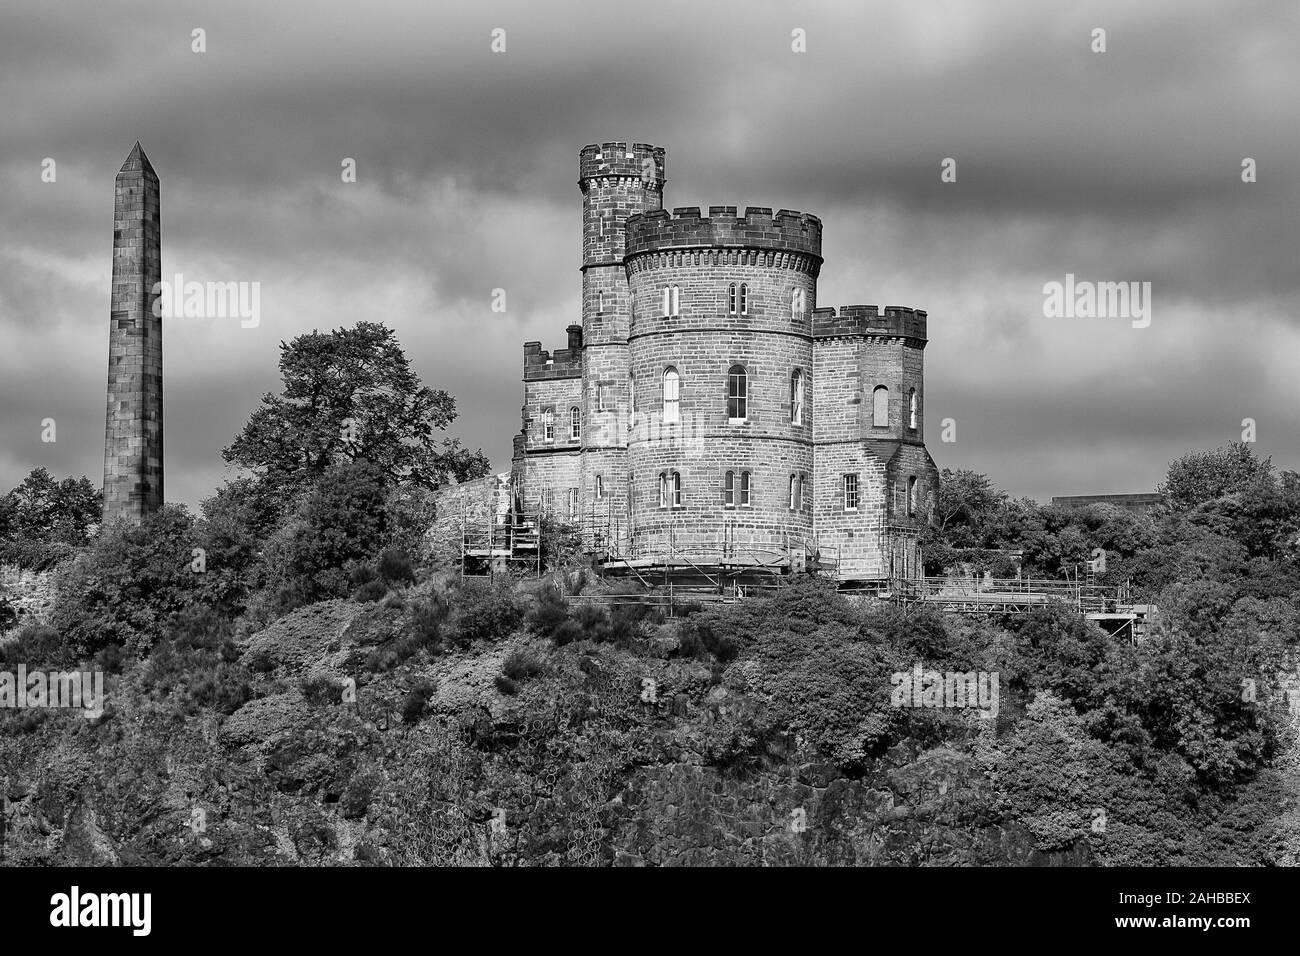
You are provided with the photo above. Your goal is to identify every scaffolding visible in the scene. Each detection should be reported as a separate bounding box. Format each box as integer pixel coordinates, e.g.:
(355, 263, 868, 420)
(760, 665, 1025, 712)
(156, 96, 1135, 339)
(460, 507, 541, 579)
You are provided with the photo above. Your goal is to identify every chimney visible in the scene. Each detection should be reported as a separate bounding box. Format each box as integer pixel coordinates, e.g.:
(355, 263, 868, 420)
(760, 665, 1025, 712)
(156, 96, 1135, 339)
(567, 324, 583, 351)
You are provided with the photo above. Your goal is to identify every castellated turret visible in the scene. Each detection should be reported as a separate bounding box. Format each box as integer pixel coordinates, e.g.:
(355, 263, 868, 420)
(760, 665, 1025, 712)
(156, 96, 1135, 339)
(509, 142, 937, 582)
(623, 206, 823, 560)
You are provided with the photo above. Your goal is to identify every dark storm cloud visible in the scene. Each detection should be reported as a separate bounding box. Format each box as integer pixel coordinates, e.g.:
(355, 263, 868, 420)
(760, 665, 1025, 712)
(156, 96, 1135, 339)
(0, 0, 1296, 507)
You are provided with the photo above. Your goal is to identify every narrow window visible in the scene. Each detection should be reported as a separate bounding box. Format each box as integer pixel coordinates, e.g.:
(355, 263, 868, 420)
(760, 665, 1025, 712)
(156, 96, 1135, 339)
(723, 470, 735, 508)
(672, 471, 682, 508)
(739, 470, 751, 507)
(872, 385, 889, 427)
(663, 367, 680, 424)
(844, 474, 859, 511)
(595, 474, 604, 500)
(908, 388, 918, 430)
(662, 287, 670, 318)
(791, 287, 805, 320)
(789, 475, 798, 510)
(739, 283, 748, 315)
(790, 369, 804, 424)
(629, 374, 636, 423)
(541, 407, 555, 442)
(727, 364, 748, 422)
(597, 290, 605, 313)
(568, 488, 579, 519)
(658, 473, 667, 509)
(570, 406, 581, 441)
(670, 285, 680, 317)
(728, 283, 737, 315)
(908, 477, 918, 517)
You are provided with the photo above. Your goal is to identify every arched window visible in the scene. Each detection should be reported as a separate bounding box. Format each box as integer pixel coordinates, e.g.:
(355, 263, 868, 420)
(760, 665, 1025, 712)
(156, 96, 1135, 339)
(723, 470, 735, 508)
(658, 472, 668, 509)
(595, 474, 604, 500)
(670, 285, 680, 317)
(790, 369, 804, 424)
(908, 477, 918, 517)
(872, 385, 889, 427)
(596, 290, 605, 313)
(789, 474, 799, 511)
(661, 287, 671, 317)
(738, 283, 748, 315)
(728, 283, 737, 315)
(671, 471, 682, 508)
(908, 388, 918, 430)
(739, 470, 751, 507)
(570, 406, 581, 441)
(540, 406, 555, 442)
(663, 367, 680, 424)
(727, 365, 748, 422)
(791, 287, 805, 319)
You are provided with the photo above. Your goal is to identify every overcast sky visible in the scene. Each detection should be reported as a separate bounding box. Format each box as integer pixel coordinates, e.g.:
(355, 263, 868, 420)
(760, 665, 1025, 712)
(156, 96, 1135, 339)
(1, 0, 1296, 509)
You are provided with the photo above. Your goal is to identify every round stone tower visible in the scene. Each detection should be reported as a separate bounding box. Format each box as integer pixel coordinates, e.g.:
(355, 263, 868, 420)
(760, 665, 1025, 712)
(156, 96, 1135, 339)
(577, 143, 666, 545)
(623, 206, 823, 560)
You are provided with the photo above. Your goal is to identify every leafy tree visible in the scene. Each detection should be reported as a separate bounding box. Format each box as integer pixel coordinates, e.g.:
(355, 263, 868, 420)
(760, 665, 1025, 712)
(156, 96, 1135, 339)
(223, 321, 490, 493)
(1159, 442, 1272, 512)
(50, 505, 203, 656)
(257, 460, 391, 609)
(0, 468, 103, 568)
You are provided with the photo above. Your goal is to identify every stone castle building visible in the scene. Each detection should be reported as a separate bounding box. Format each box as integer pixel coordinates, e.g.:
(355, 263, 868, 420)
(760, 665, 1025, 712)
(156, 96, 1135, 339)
(508, 142, 938, 581)
(103, 142, 164, 524)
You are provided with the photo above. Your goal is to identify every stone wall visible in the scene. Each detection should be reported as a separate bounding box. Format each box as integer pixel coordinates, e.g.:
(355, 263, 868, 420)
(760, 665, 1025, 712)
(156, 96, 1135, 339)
(425, 473, 513, 568)
(0, 563, 58, 633)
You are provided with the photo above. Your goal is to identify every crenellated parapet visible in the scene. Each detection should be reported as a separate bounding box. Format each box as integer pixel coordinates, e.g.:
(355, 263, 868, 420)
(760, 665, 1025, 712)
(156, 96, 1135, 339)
(625, 206, 823, 262)
(813, 305, 928, 345)
(579, 142, 666, 190)
(523, 341, 582, 381)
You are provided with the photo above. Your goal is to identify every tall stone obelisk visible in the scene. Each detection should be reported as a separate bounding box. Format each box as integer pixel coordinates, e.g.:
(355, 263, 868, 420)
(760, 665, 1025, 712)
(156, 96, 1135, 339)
(103, 142, 163, 524)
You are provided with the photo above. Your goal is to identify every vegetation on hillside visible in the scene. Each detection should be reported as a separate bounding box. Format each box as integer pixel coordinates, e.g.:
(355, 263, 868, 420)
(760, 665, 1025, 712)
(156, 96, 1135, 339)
(2, 322, 1297, 865)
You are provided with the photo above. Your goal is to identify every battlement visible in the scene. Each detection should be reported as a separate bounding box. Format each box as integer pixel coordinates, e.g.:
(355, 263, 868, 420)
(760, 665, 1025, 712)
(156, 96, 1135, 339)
(624, 206, 823, 259)
(812, 305, 928, 342)
(579, 142, 666, 188)
(523, 339, 582, 380)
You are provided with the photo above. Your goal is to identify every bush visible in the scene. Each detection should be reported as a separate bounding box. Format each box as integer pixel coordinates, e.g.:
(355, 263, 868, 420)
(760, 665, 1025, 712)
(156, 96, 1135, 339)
(528, 585, 570, 640)
(401, 679, 437, 723)
(448, 579, 526, 647)
(355, 579, 389, 603)
(502, 647, 547, 683)
(494, 674, 519, 696)
(0, 624, 68, 669)
(301, 674, 344, 706)
(377, 548, 417, 587)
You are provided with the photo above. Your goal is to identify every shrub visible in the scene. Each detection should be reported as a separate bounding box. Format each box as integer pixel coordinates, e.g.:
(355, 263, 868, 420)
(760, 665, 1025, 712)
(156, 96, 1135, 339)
(51, 505, 205, 657)
(377, 547, 417, 587)
(494, 674, 519, 696)
(401, 679, 437, 723)
(301, 674, 344, 706)
(551, 619, 585, 647)
(355, 579, 389, 603)
(0, 624, 69, 669)
(502, 647, 547, 682)
(528, 585, 570, 640)
(448, 579, 526, 647)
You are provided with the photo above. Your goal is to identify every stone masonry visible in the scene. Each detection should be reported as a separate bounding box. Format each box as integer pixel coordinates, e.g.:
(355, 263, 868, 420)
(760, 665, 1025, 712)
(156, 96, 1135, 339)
(507, 142, 938, 581)
(103, 142, 163, 524)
